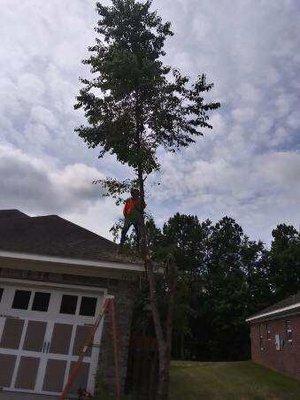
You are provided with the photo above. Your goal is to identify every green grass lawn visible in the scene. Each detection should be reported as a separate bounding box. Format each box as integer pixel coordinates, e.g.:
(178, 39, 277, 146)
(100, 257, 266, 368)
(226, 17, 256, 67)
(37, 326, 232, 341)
(170, 361, 300, 400)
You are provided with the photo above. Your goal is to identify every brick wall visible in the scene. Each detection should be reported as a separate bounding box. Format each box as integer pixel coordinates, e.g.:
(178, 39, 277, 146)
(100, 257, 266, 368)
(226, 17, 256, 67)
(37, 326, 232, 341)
(0, 267, 137, 394)
(250, 314, 300, 380)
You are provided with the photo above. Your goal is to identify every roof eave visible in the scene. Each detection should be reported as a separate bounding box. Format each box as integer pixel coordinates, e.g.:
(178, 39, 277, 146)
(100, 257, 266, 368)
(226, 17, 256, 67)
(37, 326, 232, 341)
(246, 302, 300, 323)
(0, 250, 144, 281)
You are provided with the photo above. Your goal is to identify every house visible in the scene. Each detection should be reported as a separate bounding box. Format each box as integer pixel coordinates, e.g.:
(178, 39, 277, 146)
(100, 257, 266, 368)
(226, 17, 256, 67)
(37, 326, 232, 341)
(0, 209, 144, 398)
(247, 292, 300, 380)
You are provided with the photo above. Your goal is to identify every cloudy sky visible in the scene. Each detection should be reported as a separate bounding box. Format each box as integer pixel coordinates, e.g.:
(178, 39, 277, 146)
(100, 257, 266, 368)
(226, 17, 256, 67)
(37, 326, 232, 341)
(0, 0, 299, 244)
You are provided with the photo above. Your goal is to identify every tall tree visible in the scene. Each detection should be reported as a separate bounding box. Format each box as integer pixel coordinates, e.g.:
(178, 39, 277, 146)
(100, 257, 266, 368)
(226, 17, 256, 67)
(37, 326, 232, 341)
(269, 224, 300, 300)
(75, 1, 220, 398)
(161, 213, 212, 358)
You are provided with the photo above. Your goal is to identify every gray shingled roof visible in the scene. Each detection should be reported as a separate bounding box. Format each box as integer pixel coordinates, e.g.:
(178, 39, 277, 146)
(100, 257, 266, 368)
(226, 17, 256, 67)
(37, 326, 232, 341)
(0, 209, 141, 265)
(247, 291, 300, 321)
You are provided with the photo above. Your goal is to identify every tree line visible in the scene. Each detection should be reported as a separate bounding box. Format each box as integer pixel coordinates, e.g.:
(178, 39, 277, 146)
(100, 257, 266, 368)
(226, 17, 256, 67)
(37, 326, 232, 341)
(131, 214, 300, 361)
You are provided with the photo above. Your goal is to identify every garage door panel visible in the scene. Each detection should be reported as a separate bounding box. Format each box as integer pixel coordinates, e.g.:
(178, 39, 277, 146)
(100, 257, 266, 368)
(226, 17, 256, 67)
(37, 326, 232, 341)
(43, 359, 67, 392)
(73, 325, 92, 357)
(15, 356, 40, 390)
(0, 353, 17, 387)
(49, 323, 73, 355)
(23, 320, 47, 352)
(0, 318, 24, 349)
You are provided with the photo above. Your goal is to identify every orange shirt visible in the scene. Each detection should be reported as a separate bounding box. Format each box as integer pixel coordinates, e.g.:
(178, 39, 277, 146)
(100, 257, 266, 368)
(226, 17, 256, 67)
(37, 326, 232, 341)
(123, 198, 145, 217)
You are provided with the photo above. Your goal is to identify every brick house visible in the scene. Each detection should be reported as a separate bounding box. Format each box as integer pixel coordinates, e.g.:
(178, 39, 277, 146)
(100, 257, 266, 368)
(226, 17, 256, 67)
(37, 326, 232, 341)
(0, 209, 143, 397)
(247, 292, 300, 380)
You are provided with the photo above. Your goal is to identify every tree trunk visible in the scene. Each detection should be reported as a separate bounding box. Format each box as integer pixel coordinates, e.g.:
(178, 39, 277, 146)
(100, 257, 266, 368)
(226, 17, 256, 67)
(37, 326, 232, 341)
(135, 99, 175, 400)
(157, 346, 171, 400)
(135, 167, 172, 400)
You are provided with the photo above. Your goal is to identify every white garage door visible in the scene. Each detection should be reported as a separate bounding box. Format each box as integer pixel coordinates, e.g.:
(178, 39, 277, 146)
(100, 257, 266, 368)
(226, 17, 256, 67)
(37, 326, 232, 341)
(0, 280, 105, 397)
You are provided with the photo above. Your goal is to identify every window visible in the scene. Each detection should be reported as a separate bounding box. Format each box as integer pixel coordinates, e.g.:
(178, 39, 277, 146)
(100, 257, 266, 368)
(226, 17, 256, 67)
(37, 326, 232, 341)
(275, 334, 284, 350)
(0, 288, 3, 302)
(12, 290, 31, 310)
(32, 292, 51, 312)
(80, 297, 97, 317)
(286, 320, 293, 343)
(60, 295, 78, 315)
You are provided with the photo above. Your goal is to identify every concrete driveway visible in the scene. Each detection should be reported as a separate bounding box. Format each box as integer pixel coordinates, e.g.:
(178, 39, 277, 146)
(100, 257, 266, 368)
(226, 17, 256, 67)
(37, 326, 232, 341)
(0, 393, 59, 400)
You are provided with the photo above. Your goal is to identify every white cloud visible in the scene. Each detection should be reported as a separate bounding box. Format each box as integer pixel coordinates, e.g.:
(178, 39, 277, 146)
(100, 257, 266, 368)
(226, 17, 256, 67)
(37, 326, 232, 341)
(30, 106, 58, 129)
(286, 111, 300, 130)
(0, 143, 106, 216)
(260, 152, 300, 188)
(232, 108, 256, 124)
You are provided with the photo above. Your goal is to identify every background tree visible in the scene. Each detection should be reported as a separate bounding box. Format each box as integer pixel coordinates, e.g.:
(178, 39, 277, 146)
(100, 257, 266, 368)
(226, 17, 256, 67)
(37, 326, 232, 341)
(75, 1, 220, 399)
(269, 224, 300, 300)
(132, 215, 296, 362)
(160, 213, 212, 358)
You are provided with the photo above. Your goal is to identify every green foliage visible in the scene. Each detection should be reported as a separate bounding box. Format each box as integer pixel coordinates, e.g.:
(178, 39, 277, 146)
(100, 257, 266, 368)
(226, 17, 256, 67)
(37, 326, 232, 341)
(93, 177, 135, 206)
(75, 0, 220, 175)
(269, 224, 300, 300)
(131, 214, 300, 361)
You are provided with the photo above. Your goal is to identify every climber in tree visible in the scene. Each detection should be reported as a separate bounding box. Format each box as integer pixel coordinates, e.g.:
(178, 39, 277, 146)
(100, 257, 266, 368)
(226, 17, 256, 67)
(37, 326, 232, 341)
(120, 188, 146, 247)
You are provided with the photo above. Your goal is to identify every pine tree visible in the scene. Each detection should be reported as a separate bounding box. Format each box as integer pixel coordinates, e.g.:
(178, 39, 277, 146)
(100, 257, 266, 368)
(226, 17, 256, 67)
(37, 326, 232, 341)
(75, 1, 220, 398)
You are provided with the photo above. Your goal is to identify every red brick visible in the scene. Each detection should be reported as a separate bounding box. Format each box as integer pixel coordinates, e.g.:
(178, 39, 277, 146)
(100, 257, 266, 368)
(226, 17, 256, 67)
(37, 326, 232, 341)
(250, 314, 300, 380)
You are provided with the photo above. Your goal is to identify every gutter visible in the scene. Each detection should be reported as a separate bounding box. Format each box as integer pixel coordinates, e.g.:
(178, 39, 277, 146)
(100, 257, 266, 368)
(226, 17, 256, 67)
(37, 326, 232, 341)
(0, 250, 144, 273)
(246, 302, 300, 322)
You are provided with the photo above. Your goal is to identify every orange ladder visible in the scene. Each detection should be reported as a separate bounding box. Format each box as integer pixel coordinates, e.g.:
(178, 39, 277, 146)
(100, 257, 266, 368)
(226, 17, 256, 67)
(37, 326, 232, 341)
(59, 295, 121, 400)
